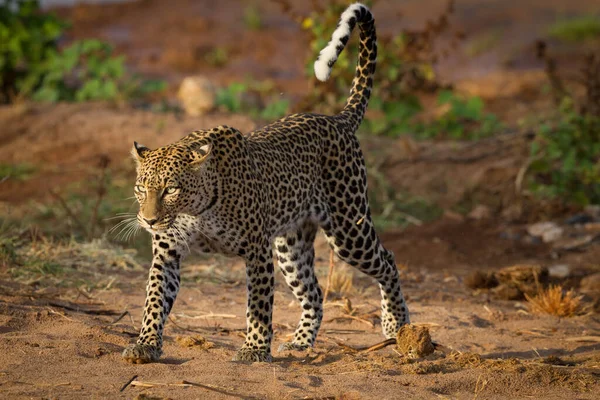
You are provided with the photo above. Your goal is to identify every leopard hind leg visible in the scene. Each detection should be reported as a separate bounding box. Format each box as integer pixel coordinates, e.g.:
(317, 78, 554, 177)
(322, 201, 410, 338)
(275, 220, 323, 352)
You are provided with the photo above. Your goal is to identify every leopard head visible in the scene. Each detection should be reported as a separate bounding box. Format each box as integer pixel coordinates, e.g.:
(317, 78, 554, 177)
(131, 138, 214, 231)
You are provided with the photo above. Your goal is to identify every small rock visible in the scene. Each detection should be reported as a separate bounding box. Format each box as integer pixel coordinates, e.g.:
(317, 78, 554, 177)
(584, 222, 600, 233)
(542, 226, 563, 243)
(548, 264, 571, 279)
(499, 229, 522, 241)
(580, 273, 600, 295)
(467, 204, 492, 220)
(564, 214, 593, 225)
(396, 324, 435, 358)
(584, 205, 600, 218)
(527, 221, 556, 237)
(443, 210, 465, 222)
(527, 221, 563, 243)
(177, 76, 216, 116)
(552, 235, 595, 251)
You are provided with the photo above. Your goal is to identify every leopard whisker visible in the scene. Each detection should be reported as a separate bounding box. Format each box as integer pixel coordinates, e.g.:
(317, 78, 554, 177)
(108, 217, 137, 233)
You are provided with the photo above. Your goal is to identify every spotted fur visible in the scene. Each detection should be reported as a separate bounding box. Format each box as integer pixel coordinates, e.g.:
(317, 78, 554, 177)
(122, 2, 409, 364)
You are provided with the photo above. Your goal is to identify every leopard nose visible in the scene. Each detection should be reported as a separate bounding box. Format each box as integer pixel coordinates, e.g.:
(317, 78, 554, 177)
(143, 217, 158, 226)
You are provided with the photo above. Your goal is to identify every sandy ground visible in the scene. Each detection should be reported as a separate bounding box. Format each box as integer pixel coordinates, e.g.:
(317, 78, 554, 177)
(1, 241, 599, 400)
(2, 0, 600, 398)
(0, 100, 599, 399)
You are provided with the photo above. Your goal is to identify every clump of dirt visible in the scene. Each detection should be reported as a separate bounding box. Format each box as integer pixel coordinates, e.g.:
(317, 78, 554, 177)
(466, 264, 549, 300)
(465, 270, 498, 289)
(175, 335, 214, 350)
(395, 324, 435, 358)
(448, 351, 483, 368)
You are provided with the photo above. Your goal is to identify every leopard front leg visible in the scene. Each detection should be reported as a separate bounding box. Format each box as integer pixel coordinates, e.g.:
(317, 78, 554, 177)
(122, 234, 185, 364)
(232, 246, 275, 363)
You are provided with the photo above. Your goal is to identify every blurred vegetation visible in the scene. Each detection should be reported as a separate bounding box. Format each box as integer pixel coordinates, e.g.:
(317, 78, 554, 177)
(0, 0, 164, 103)
(243, 3, 263, 31)
(276, 0, 501, 140)
(0, 158, 149, 254)
(215, 81, 290, 121)
(465, 29, 501, 57)
(530, 98, 600, 205)
(548, 16, 600, 42)
(528, 45, 600, 205)
(382, 90, 501, 140)
(0, 162, 36, 181)
(204, 46, 230, 67)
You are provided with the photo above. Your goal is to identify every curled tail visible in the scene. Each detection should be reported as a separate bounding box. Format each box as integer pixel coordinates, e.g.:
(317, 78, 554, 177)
(314, 3, 377, 129)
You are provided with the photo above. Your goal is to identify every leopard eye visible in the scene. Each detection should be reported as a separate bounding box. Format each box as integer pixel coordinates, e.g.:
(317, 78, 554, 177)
(135, 185, 146, 193)
(165, 186, 180, 195)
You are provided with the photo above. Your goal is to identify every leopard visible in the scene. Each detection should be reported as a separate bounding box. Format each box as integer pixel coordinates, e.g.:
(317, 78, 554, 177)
(122, 2, 410, 364)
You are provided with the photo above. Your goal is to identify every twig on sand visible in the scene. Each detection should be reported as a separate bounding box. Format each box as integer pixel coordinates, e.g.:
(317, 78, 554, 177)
(325, 337, 359, 353)
(119, 375, 138, 392)
(130, 380, 258, 399)
(329, 338, 397, 354)
(323, 329, 366, 334)
(173, 312, 237, 320)
(47, 300, 121, 315)
(46, 307, 77, 322)
(327, 336, 447, 355)
(131, 380, 192, 388)
(325, 314, 375, 328)
(565, 336, 600, 343)
(108, 310, 136, 330)
(323, 249, 335, 303)
(360, 338, 397, 353)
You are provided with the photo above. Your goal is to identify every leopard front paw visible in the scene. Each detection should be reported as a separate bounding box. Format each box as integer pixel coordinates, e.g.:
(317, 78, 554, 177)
(277, 342, 311, 352)
(122, 343, 162, 364)
(232, 347, 272, 363)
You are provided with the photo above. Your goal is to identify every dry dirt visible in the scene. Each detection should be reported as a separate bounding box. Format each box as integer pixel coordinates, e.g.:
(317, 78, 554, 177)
(1, 248, 599, 400)
(2, 0, 600, 398)
(1, 101, 599, 398)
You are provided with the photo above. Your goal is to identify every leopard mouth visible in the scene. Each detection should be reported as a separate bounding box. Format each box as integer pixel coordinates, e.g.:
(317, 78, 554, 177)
(137, 215, 174, 232)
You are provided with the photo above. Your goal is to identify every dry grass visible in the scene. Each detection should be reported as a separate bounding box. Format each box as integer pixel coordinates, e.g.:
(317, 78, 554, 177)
(525, 285, 584, 317)
(4, 233, 142, 289)
(327, 265, 354, 299)
(175, 335, 214, 350)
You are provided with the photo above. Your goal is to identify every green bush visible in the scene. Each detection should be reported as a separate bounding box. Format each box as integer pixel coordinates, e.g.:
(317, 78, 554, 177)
(548, 16, 600, 42)
(283, 0, 501, 141)
(415, 91, 501, 140)
(0, 0, 67, 101)
(529, 98, 600, 205)
(0, 0, 164, 103)
(215, 81, 289, 120)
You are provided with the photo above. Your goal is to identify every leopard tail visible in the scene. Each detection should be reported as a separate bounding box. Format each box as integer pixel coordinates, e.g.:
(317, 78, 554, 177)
(314, 3, 377, 131)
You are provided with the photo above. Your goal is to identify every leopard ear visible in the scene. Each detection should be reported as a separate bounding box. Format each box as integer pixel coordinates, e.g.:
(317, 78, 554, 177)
(189, 143, 212, 168)
(131, 141, 150, 165)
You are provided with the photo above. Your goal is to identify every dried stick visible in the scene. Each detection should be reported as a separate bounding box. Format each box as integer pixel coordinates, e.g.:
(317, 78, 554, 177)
(119, 375, 137, 392)
(359, 338, 397, 353)
(47, 301, 120, 315)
